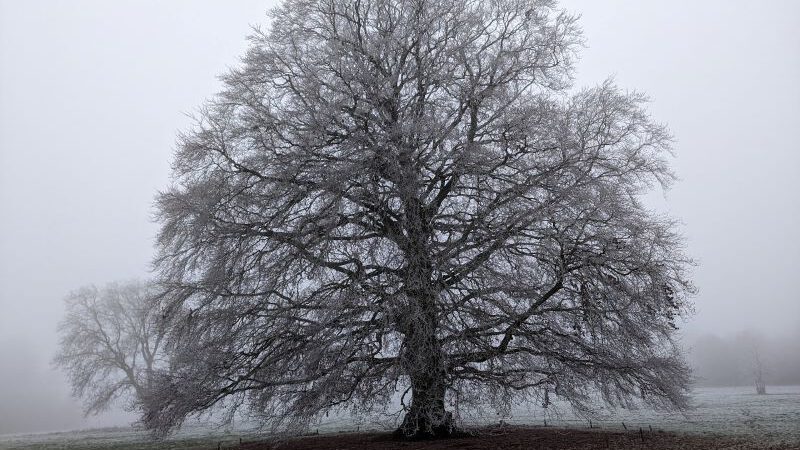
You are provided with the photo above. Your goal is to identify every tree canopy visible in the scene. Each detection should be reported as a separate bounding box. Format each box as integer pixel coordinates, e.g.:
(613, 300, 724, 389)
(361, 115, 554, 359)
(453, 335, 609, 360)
(146, 0, 694, 438)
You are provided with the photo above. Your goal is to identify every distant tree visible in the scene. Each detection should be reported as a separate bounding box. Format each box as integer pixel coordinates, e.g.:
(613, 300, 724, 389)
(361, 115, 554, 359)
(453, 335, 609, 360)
(753, 348, 767, 395)
(53, 281, 168, 415)
(146, 0, 695, 439)
(735, 331, 769, 394)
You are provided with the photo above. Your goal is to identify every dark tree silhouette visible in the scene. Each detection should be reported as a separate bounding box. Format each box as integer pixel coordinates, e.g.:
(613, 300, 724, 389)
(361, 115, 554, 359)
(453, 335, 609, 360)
(146, 0, 694, 439)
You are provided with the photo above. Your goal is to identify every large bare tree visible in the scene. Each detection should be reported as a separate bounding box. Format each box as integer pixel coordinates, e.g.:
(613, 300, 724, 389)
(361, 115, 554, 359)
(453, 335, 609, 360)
(54, 281, 168, 415)
(147, 0, 694, 438)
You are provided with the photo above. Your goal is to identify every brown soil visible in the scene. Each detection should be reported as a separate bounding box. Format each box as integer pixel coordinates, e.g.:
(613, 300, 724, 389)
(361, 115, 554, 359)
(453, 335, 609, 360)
(238, 425, 798, 450)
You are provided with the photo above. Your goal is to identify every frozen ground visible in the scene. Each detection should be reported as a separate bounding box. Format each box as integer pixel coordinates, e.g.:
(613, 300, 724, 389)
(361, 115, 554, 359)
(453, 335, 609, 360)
(0, 423, 256, 450)
(1, 385, 798, 449)
(487, 385, 800, 444)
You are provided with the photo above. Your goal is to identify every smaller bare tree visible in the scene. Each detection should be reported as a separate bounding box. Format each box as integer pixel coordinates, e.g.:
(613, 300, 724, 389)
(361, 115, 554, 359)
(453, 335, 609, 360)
(751, 343, 767, 395)
(53, 280, 168, 415)
(735, 331, 768, 395)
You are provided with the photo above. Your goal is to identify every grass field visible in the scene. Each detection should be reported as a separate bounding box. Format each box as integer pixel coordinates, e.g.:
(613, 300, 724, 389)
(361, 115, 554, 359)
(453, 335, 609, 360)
(1, 386, 798, 449)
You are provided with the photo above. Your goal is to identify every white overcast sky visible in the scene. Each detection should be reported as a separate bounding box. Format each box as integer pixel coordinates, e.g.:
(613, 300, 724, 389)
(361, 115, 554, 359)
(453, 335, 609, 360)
(1, 0, 798, 434)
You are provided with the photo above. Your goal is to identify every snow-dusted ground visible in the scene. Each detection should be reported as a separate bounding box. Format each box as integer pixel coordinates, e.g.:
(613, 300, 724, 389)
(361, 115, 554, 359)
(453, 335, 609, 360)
(492, 385, 800, 443)
(0, 424, 253, 450)
(1, 385, 798, 449)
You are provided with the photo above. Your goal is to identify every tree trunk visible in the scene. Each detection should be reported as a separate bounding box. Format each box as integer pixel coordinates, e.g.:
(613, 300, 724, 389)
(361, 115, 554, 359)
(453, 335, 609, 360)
(396, 263, 453, 438)
(396, 331, 454, 439)
(393, 168, 455, 439)
(395, 240, 455, 438)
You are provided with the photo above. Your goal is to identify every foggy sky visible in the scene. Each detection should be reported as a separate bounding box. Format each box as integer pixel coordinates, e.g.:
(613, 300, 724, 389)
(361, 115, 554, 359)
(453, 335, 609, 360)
(1, 0, 798, 435)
